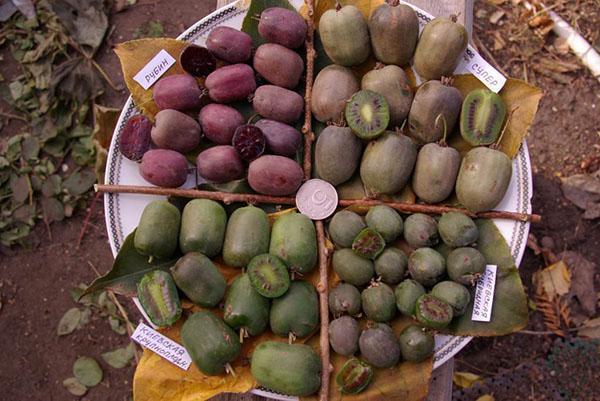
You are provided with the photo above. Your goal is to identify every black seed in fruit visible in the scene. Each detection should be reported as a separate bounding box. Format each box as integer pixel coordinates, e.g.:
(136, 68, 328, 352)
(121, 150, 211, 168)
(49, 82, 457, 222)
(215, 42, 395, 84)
(119, 115, 152, 161)
(232, 124, 266, 161)
(180, 45, 217, 77)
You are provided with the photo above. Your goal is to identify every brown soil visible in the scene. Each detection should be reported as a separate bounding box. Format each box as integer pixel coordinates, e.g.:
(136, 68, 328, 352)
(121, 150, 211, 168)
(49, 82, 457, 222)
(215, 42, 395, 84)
(0, 0, 599, 400)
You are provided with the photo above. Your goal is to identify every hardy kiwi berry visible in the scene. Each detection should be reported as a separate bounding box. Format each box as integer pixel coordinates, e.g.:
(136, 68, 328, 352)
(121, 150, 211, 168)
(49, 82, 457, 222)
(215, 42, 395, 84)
(336, 358, 373, 395)
(395, 279, 426, 316)
(352, 228, 386, 260)
(415, 294, 454, 329)
(460, 89, 507, 146)
(247, 253, 290, 298)
(447, 247, 486, 285)
(438, 212, 479, 247)
(408, 247, 446, 286)
(359, 323, 400, 368)
(412, 142, 461, 204)
(329, 316, 360, 356)
(431, 280, 471, 317)
(369, 1, 419, 66)
(365, 205, 403, 243)
(361, 65, 413, 128)
(328, 210, 366, 248)
(329, 283, 362, 316)
(345, 90, 390, 140)
(398, 325, 435, 362)
(361, 282, 397, 322)
(403, 213, 439, 248)
(374, 247, 407, 285)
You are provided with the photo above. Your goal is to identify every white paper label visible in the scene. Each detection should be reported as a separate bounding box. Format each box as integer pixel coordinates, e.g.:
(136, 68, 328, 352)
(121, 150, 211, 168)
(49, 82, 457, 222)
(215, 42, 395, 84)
(458, 47, 507, 93)
(471, 265, 498, 322)
(131, 322, 192, 370)
(133, 49, 176, 90)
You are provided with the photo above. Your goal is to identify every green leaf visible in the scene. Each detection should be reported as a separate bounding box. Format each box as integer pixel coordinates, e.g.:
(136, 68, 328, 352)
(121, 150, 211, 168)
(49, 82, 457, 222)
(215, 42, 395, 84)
(21, 135, 40, 160)
(63, 170, 96, 196)
(73, 356, 103, 387)
(443, 219, 529, 336)
(82, 230, 179, 297)
(108, 315, 127, 335)
(101, 343, 136, 369)
(78, 307, 92, 329)
(41, 197, 65, 223)
(9, 174, 29, 205)
(241, 0, 295, 46)
(62, 377, 87, 396)
(57, 307, 82, 336)
(41, 175, 62, 197)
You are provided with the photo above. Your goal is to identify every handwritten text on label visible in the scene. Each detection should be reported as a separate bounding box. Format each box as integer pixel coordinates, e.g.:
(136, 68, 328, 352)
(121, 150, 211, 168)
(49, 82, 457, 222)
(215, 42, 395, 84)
(133, 49, 176, 90)
(131, 322, 192, 370)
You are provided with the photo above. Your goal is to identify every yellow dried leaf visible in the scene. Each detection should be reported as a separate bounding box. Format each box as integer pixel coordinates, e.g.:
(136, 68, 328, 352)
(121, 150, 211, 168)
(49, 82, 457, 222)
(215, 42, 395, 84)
(449, 75, 543, 159)
(114, 38, 191, 120)
(578, 317, 600, 339)
(453, 371, 482, 388)
(476, 395, 495, 401)
(532, 260, 571, 299)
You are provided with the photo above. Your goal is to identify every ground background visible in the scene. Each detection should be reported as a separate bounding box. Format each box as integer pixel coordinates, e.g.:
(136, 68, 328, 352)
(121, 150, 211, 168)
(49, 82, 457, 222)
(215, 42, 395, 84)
(0, 0, 598, 400)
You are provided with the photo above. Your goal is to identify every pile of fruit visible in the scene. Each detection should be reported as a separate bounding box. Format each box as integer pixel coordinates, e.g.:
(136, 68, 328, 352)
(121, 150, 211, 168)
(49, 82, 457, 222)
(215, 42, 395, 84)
(118, 0, 513, 213)
(106, 0, 531, 398)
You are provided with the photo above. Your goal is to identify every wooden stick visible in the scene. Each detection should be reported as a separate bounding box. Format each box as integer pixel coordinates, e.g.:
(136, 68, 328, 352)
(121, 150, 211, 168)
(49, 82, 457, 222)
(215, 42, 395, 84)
(338, 199, 542, 223)
(95, 184, 542, 223)
(301, 0, 316, 181)
(315, 220, 331, 401)
(95, 184, 296, 206)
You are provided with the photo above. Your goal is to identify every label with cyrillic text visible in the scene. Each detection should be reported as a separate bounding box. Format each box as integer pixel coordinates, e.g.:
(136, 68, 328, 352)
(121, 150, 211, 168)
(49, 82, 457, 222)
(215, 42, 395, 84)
(131, 322, 191, 370)
(471, 265, 497, 322)
(133, 49, 176, 90)
(457, 47, 507, 93)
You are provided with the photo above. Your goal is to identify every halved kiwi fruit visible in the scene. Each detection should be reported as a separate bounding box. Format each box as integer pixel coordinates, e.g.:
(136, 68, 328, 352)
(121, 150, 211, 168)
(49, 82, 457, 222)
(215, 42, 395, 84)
(415, 294, 453, 329)
(247, 253, 290, 298)
(460, 88, 507, 146)
(345, 90, 390, 140)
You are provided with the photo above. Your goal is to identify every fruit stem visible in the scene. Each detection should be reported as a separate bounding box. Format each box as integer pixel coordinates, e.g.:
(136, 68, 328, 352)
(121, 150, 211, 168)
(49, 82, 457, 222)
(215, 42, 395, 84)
(450, 14, 458, 23)
(492, 106, 519, 151)
(386, 0, 400, 6)
(335, 1, 342, 11)
(435, 113, 449, 146)
(315, 220, 332, 401)
(95, 184, 543, 223)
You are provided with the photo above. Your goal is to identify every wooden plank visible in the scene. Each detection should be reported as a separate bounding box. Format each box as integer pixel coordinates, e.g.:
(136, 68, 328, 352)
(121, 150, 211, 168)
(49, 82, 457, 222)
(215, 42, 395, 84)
(207, 1, 463, 401)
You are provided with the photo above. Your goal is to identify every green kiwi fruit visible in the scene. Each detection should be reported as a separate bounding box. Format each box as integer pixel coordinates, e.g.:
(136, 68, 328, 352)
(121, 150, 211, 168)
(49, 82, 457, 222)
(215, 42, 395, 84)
(336, 174, 367, 200)
(369, 1, 419, 66)
(332, 248, 375, 287)
(361, 65, 413, 128)
(359, 323, 400, 368)
(431, 280, 471, 317)
(438, 212, 479, 247)
(315, 126, 363, 185)
(374, 247, 407, 285)
(447, 247, 486, 285)
(319, 4, 370, 66)
(352, 228, 386, 259)
(412, 142, 461, 204)
(395, 279, 426, 316)
(312, 65, 360, 123)
(460, 89, 507, 146)
(403, 213, 439, 248)
(329, 283, 362, 316)
(408, 247, 446, 286)
(408, 80, 462, 143)
(329, 316, 360, 356)
(398, 325, 435, 362)
(415, 294, 454, 329)
(345, 90, 390, 140)
(247, 253, 290, 298)
(328, 210, 366, 248)
(360, 131, 417, 196)
(361, 282, 396, 322)
(365, 205, 403, 243)
(413, 16, 468, 81)
(455, 147, 512, 212)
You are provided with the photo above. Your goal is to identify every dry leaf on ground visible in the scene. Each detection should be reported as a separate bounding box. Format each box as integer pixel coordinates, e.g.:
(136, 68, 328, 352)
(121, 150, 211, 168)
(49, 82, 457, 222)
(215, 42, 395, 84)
(453, 371, 482, 388)
(532, 261, 571, 299)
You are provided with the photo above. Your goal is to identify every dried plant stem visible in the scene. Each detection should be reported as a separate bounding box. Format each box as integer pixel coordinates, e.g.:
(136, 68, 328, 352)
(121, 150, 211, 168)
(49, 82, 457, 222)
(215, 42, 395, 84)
(95, 184, 542, 223)
(315, 220, 331, 401)
(95, 184, 296, 206)
(339, 199, 542, 223)
(87, 261, 140, 363)
(301, 0, 316, 181)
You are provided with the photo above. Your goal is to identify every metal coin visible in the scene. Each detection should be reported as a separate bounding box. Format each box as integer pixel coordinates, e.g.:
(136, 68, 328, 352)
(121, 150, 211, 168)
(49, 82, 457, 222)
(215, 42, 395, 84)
(295, 179, 338, 220)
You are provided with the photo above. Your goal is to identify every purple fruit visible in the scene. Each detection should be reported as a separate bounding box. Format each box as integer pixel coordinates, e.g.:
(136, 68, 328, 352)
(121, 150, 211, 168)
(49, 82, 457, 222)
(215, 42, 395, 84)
(232, 124, 266, 161)
(206, 26, 253, 63)
(197, 145, 245, 183)
(258, 7, 307, 49)
(180, 45, 216, 77)
(198, 104, 245, 145)
(248, 155, 303, 195)
(119, 115, 152, 161)
(151, 109, 201, 153)
(254, 43, 304, 89)
(153, 74, 203, 111)
(254, 119, 302, 157)
(205, 64, 257, 103)
(253, 85, 303, 124)
(140, 149, 189, 188)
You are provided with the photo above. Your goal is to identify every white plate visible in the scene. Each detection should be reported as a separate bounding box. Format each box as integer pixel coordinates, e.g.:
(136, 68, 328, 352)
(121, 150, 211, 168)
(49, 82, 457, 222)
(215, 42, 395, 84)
(104, 0, 532, 394)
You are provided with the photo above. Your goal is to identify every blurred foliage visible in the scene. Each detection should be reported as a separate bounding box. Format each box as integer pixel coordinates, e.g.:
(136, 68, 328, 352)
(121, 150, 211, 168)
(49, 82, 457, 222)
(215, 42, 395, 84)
(0, 0, 110, 246)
